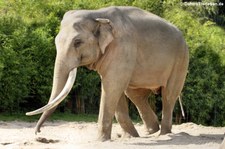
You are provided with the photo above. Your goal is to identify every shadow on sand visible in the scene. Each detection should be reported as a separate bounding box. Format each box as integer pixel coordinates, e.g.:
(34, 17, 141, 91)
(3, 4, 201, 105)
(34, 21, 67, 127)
(126, 132, 224, 146)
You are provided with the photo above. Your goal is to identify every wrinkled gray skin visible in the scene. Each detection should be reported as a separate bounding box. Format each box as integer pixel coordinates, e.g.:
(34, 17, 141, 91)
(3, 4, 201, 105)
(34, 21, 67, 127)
(33, 6, 189, 141)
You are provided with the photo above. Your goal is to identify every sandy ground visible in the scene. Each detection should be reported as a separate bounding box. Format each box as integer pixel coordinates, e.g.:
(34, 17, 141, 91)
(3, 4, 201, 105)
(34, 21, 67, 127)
(0, 121, 224, 149)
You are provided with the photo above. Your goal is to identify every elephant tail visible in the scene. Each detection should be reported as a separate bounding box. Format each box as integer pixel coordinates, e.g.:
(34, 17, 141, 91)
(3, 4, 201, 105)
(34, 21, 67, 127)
(178, 95, 185, 119)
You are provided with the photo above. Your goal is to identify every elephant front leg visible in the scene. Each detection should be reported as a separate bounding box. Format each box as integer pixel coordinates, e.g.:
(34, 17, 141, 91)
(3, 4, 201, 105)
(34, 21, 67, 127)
(96, 42, 136, 141)
(115, 93, 139, 138)
(98, 69, 134, 141)
(97, 110, 113, 141)
(97, 76, 131, 141)
(97, 91, 115, 141)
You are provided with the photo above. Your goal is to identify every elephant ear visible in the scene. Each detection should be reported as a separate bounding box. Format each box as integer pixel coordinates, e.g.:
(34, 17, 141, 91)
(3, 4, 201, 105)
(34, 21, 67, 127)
(94, 18, 114, 54)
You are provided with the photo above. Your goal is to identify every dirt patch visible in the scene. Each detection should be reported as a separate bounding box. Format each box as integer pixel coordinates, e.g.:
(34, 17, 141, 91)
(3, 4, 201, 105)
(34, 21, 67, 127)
(35, 137, 60, 144)
(0, 121, 224, 149)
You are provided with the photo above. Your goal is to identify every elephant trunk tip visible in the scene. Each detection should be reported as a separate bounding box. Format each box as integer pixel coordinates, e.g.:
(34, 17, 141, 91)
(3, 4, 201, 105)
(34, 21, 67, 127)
(35, 127, 41, 135)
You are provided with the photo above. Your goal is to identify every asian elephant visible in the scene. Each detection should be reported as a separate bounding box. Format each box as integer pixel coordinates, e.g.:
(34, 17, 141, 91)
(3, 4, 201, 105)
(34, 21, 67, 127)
(26, 6, 189, 141)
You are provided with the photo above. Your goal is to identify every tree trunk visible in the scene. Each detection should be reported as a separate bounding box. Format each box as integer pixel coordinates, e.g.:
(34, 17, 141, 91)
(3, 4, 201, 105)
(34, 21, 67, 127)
(76, 96, 85, 114)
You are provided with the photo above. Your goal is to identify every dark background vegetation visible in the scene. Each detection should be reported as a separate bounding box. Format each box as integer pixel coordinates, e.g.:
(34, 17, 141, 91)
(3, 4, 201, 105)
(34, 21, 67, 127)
(0, 0, 224, 126)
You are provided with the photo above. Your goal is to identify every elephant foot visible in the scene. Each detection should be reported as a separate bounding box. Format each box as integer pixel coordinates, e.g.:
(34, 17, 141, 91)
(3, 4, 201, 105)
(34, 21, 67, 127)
(145, 123, 160, 135)
(121, 131, 139, 138)
(145, 128, 160, 135)
(97, 136, 111, 142)
(116, 132, 139, 140)
(97, 133, 111, 142)
(160, 129, 172, 135)
(119, 126, 139, 138)
(160, 123, 172, 135)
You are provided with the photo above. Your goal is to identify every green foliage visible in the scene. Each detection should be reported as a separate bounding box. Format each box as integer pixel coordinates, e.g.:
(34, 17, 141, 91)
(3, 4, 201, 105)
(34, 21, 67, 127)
(69, 67, 101, 114)
(181, 0, 225, 27)
(0, 0, 224, 126)
(0, 1, 57, 112)
(0, 16, 33, 112)
(133, 0, 164, 16)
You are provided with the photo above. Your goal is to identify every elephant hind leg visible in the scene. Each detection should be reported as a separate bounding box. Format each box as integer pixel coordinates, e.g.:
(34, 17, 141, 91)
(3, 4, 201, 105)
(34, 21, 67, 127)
(161, 76, 185, 134)
(115, 93, 139, 138)
(160, 86, 177, 134)
(161, 55, 188, 135)
(126, 88, 160, 135)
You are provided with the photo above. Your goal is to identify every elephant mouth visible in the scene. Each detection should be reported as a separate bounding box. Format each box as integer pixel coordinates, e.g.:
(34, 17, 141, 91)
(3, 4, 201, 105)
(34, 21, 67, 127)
(26, 68, 77, 116)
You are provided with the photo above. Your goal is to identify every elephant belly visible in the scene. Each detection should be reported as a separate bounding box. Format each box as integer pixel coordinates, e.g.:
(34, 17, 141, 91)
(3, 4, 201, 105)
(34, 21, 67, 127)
(128, 70, 168, 90)
(129, 52, 175, 90)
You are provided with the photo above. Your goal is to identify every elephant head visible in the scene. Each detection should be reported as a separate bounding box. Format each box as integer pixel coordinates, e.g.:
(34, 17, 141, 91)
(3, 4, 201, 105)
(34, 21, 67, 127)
(26, 11, 114, 134)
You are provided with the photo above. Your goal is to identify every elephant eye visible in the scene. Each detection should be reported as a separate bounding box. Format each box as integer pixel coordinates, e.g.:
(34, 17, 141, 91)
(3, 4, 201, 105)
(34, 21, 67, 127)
(74, 39, 83, 48)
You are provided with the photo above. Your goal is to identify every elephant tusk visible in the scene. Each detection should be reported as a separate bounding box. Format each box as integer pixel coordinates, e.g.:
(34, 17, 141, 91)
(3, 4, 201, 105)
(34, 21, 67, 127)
(26, 68, 77, 116)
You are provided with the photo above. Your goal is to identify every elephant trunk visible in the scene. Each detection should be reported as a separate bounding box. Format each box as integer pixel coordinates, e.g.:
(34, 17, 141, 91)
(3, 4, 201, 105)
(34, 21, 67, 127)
(26, 58, 78, 134)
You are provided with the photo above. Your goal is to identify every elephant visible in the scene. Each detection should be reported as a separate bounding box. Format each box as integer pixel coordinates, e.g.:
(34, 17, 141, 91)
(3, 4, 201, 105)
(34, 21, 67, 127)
(26, 6, 189, 141)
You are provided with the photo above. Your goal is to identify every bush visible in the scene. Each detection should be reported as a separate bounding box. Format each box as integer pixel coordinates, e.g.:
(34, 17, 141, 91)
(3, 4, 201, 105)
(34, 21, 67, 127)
(0, 16, 34, 112)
